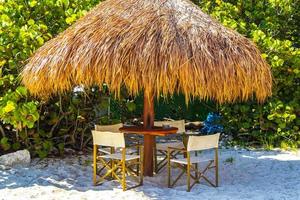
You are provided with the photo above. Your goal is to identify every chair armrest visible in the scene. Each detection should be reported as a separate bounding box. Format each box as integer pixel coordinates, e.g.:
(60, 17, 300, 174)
(167, 146, 187, 152)
(98, 148, 111, 155)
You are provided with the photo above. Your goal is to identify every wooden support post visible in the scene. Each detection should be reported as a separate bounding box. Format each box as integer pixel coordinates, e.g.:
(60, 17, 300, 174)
(143, 92, 154, 129)
(144, 135, 155, 176)
(143, 92, 155, 176)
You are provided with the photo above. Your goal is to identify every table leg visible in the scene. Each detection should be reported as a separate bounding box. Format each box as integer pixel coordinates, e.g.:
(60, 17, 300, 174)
(143, 134, 155, 176)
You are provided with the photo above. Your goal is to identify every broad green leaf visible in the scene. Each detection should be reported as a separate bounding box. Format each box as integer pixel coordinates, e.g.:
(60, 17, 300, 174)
(3, 101, 16, 113)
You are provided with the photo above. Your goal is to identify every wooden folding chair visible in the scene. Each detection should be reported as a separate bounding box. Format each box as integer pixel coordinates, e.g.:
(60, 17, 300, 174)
(92, 130, 143, 191)
(95, 123, 123, 155)
(154, 120, 185, 173)
(95, 123, 140, 154)
(167, 133, 220, 192)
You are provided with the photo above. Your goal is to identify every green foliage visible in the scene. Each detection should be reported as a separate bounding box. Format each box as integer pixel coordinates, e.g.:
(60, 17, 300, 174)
(197, 0, 300, 149)
(0, 0, 101, 156)
(0, 87, 39, 129)
(110, 92, 214, 123)
(0, 0, 299, 157)
(0, 137, 11, 151)
(154, 95, 215, 121)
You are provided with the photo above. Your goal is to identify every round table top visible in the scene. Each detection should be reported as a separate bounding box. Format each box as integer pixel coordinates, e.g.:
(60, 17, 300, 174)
(119, 126, 178, 136)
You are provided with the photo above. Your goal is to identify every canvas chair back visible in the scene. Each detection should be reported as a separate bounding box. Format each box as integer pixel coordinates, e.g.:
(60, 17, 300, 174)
(187, 133, 220, 152)
(95, 123, 123, 133)
(154, 120, 185, 133)
(92, 131, 125, 148)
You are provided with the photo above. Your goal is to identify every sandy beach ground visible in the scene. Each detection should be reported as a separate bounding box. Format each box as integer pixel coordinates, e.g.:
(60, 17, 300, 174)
(1, 148, 299, 200)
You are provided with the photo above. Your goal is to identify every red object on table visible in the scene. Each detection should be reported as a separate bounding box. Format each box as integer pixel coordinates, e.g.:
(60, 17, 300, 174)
(119, 126, 178, 176)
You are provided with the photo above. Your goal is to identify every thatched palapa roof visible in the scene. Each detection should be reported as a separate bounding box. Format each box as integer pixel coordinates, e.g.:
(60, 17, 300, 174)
(21, 0, 272, 103)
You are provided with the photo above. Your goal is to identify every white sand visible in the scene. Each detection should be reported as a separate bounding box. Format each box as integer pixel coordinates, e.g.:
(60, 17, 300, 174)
(0, 148, 299, 200)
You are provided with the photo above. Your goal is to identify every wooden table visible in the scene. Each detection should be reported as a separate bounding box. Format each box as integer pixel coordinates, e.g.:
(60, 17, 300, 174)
(119, 126, 178, 176)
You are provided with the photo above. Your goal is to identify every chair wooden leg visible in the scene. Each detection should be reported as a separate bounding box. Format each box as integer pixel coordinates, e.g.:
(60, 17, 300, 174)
(135, 145, 140, 176)
(122, 149, 126, 191)
(167, 148, 171, 187)
(187, 152, 191, 192)
(194, 151, 199, 183)
(195, 163, 199, 183)
(93, 145, 97, 185)
(140, 146, 144, 185)
(215, 148, 219, 187)
(154, 144, 158, 173)
(110, 147, 115, 179)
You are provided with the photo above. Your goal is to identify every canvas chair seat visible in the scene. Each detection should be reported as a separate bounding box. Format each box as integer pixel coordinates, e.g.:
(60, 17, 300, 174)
(98, 148, 111, 155)
(156, 142, 184, 151)
(170, 156, 213, 165)
(99, 153, 140, 161)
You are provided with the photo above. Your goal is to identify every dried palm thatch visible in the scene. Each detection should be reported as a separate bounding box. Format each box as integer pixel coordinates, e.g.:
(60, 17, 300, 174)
(21, 0, 272, 103)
